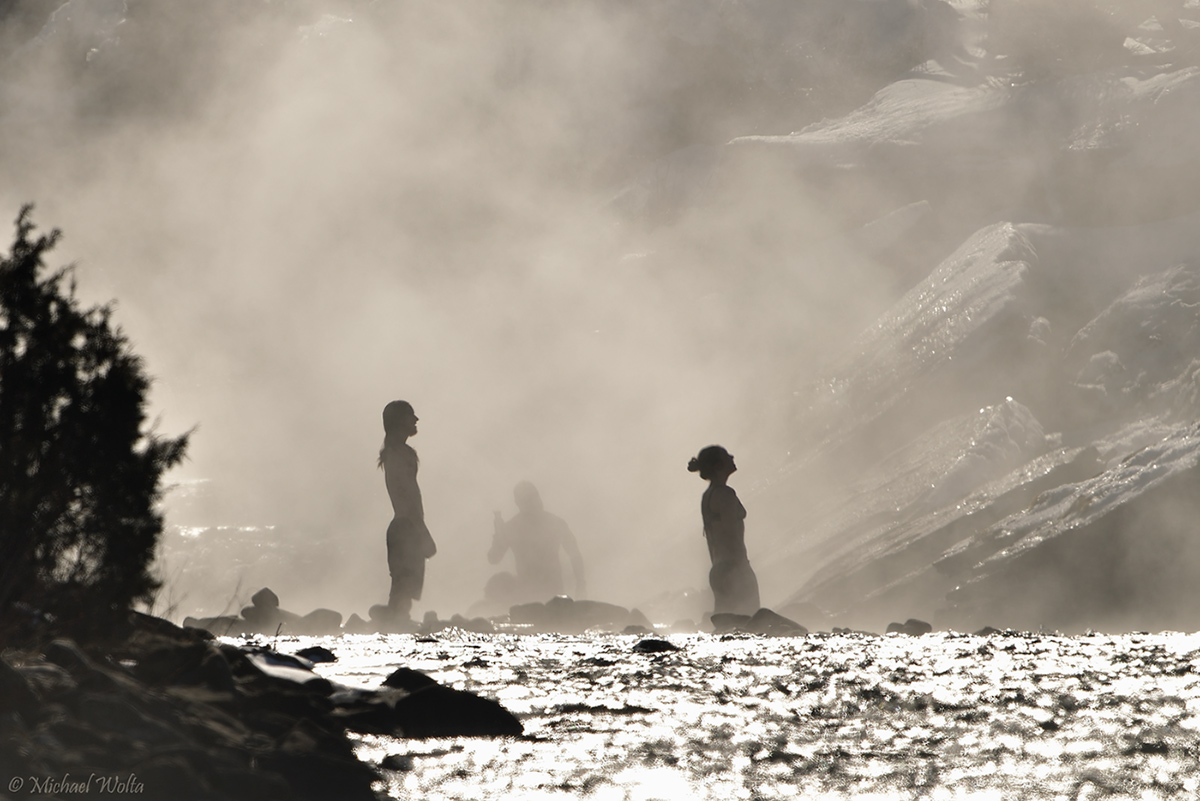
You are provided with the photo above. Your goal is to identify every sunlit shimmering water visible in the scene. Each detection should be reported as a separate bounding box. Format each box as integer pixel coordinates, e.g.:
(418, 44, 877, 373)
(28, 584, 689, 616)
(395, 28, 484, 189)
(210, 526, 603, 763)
(266, 630, 1200, 800)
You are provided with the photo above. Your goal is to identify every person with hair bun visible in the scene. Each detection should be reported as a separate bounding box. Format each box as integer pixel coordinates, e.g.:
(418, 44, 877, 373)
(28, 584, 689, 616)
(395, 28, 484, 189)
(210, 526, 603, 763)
(375, 400, 437, 623)
(688, 445, 760, 617)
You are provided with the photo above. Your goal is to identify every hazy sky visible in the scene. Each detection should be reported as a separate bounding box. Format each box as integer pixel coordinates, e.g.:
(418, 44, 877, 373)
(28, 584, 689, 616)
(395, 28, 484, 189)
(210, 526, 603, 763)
(7, 0, 1185, 627)
(1, 0, 902, 619)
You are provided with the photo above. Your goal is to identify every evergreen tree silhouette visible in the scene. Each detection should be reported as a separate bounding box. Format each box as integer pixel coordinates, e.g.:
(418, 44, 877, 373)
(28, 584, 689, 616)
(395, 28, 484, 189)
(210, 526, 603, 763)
(0, 206, 188, 634)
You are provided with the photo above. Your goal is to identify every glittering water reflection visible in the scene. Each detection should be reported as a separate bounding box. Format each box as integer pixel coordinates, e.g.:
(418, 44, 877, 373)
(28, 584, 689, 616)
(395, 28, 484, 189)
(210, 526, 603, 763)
(279, 630, 1200, 799)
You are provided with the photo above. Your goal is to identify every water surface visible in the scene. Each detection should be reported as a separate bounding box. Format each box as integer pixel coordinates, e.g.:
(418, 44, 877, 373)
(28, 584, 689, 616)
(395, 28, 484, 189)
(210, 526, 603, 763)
(273, 630, 1200, 800)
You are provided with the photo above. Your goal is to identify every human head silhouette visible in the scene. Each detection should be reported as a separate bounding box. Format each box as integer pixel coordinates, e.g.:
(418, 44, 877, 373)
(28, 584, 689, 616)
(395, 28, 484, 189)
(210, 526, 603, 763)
(513, 480, 544, 514)
(687, 445, 736, 481)
(382, 400, 418, 439)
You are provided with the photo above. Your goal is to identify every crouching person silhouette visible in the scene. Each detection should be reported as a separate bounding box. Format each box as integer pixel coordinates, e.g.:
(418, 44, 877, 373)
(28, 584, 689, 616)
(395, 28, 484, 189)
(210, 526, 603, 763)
(374, 400, 436, 624)
(688, 445, 760, 617)
(488, 481, 585, 604)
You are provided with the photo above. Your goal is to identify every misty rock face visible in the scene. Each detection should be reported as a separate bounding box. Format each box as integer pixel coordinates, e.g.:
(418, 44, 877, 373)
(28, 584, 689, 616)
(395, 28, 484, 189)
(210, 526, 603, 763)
(9, 0, 1200, 633)
(1064, 263, 1200, 427)
(700, 3, 1200, 631)
(768, 214, 1200, 629)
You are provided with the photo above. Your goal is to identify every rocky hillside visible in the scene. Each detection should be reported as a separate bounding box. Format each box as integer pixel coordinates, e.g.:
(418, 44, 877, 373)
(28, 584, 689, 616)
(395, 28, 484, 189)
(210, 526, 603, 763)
(595, 0, 1200, 632)
(730, 1, 1200, 631)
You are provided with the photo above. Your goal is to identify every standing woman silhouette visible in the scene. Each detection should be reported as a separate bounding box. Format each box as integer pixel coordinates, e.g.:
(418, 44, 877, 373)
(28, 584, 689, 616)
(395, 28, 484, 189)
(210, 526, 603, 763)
(688, 445, 760, 617)
(378, 400, 436, 622)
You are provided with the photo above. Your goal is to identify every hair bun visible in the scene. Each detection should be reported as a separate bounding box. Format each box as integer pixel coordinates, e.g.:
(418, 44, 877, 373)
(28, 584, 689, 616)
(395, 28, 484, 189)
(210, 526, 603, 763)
(687, 457, 701, 472)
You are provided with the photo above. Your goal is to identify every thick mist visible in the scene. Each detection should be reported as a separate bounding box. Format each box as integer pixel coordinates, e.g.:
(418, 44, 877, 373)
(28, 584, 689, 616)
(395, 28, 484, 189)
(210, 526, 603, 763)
(0, 1, 912, 621)
(16, 1, 1190, 633)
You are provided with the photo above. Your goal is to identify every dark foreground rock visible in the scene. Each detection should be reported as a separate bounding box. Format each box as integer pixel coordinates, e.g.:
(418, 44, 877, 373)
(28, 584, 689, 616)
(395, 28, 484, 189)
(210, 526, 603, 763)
(333, 667, 523, 739)
(0, 611, 524, 799)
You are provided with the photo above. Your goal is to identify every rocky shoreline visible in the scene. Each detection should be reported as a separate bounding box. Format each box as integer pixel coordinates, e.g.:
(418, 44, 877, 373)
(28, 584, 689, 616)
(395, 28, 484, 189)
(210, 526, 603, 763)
(180, 585, 964, 641)
(0, 611, 523, 801)
(184, 589, 671, 639)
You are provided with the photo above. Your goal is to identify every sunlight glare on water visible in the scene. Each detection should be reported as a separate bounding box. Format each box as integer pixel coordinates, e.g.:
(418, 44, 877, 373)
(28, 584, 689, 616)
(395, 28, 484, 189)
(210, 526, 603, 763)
(262, 630, 1200, 800)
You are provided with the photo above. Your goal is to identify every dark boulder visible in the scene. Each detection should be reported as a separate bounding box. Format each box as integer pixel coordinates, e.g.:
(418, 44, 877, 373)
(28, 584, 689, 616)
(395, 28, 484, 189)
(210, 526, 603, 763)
(381, 753, 415, 771)
(295, 646, 337, 664)
(251, 587, 280, 609)
(710, 613, 752, 633)
(342, 613, 376, 634)
(510, 596, 647, 633)
(886, 618, 933, 636)
(240, 603, 303, 633)
(747, 608, 809, 636)
(632, 638, 681, 653)
(382, 667, 438, 692)
(331, 671, 524, 738)
(297, 608, 343, 635)
(391, 684, 524, 738)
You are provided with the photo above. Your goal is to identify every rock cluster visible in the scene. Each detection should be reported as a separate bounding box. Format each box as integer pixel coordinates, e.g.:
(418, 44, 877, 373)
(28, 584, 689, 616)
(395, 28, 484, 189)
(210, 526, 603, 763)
(0, 611, 523, 800)
(183, 587, 345, 637)
(184, 589, 498, 638)
(184, 591, 671, 638)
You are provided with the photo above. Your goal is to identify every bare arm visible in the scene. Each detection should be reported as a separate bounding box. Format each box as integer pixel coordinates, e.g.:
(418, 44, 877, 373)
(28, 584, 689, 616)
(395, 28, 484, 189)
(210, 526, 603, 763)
(487, 512, 509, 565)
(560, 524, 586, 598)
